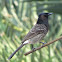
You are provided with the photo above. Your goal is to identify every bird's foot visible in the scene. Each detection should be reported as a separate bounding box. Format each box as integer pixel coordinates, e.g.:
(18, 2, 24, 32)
(40, 42, 46, 45)
(32, 47, 35, 51)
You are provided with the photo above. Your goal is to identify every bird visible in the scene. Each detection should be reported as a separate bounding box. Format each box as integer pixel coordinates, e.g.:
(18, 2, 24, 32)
(8, 13, 52, 59)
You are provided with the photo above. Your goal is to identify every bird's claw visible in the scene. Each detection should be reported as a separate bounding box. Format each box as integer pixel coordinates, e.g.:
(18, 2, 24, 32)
(32, 48, 35, 51)
(40, 42, 46, 45)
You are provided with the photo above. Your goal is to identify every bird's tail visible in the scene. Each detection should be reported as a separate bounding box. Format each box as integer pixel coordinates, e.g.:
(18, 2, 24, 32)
(8, 44, 26, 60)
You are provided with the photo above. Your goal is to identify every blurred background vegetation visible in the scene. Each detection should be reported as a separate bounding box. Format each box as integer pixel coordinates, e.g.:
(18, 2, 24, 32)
(0, 0, 62, 62)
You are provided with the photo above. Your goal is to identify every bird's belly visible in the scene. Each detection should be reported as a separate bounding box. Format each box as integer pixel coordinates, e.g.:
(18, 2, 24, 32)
(29, 34, 45, 44)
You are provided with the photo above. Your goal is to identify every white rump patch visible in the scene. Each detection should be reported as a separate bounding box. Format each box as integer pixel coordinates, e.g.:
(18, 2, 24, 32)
(23, 40, 29, 44)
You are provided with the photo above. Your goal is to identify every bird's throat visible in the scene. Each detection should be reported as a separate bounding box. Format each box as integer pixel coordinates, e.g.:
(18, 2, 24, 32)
(37, 18, 49, 27)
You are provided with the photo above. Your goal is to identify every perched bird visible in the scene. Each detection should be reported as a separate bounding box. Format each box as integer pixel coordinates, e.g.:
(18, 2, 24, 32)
(8, 13, 52, 59)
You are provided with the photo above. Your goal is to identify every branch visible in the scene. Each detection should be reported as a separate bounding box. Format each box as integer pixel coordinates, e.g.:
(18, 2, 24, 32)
(24, 36, 62, 56)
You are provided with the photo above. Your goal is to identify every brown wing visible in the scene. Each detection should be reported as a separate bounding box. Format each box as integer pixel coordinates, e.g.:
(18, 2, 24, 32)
(22, 24, 47, 43)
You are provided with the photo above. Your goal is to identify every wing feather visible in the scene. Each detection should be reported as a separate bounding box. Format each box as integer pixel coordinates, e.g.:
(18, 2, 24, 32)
(22, 24, 47, 43)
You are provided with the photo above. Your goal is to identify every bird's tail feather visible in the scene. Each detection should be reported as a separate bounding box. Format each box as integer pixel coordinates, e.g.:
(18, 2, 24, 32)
(8, 44, 26, 60)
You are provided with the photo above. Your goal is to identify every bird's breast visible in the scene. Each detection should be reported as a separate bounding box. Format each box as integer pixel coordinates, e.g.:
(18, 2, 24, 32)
(26, 33, 47, 44)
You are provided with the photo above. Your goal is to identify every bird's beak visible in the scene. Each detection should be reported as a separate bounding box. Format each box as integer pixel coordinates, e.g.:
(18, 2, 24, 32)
(48, 13, 53, 15)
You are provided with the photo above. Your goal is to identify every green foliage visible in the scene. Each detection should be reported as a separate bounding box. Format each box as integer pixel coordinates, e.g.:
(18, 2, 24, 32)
(0, 0, 62, 62)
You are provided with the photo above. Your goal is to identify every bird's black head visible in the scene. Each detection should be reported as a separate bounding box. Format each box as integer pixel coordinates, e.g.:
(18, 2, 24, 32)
(37, 13, 52, 25)
(39, 13, 52, 18)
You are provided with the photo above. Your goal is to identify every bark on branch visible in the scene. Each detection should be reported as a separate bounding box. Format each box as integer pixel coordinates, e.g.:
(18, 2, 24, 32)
(24, 36, 62, 56)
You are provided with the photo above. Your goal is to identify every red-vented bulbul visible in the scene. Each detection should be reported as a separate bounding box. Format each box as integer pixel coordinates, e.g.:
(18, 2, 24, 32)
(8, 13, 52, 59)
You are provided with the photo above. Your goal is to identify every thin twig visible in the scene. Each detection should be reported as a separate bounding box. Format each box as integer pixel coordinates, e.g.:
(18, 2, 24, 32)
(24, 36, 62, 56)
